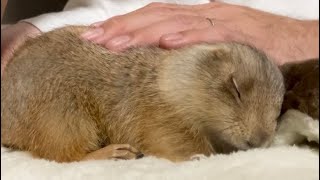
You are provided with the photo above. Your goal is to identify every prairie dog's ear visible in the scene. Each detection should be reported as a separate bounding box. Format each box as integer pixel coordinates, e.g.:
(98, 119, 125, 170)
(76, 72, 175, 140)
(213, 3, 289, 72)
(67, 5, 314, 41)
(157, 44, 233, 108)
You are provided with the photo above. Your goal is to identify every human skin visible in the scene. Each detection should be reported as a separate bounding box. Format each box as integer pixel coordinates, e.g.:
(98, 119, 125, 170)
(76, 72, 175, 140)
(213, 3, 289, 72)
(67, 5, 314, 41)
(82, 2, 319, 65)
(1, 0, 7, 20)
(1, 22, 41, 77)
(1, 1, 318, 76)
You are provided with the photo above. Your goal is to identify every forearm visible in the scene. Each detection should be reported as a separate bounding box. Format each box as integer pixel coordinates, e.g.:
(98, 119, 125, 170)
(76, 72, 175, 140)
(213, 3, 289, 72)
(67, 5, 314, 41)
(1, 0, 7, 21)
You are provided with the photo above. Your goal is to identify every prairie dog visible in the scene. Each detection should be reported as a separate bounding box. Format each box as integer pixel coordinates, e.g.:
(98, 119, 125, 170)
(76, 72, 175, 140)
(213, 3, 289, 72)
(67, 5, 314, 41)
(1, 26, 285, 162)
(280, 59, 319, 119)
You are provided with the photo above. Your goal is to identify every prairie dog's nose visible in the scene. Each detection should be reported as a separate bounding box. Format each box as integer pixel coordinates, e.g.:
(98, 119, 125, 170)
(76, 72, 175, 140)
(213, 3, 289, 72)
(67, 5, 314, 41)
(247, 131, 270, 148)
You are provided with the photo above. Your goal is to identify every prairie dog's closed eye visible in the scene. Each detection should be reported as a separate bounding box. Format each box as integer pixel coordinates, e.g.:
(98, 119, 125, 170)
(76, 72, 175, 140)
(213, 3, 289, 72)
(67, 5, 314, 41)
(231, 76, 241, 103)
(1, 26, 285, 162)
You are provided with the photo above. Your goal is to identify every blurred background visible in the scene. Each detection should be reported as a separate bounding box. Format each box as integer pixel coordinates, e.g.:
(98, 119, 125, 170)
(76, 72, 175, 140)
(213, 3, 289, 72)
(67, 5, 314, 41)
(2, 0, 68, 24)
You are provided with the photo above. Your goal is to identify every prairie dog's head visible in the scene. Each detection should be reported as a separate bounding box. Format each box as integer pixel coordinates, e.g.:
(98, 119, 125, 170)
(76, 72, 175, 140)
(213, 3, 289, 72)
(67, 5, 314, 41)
(159, 43, 285, 152)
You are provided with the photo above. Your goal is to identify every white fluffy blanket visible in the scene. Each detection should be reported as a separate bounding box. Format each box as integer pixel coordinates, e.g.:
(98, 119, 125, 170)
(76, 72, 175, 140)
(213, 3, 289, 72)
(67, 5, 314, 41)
(1, 110, 319, 180)
(1, 146, 318, 180)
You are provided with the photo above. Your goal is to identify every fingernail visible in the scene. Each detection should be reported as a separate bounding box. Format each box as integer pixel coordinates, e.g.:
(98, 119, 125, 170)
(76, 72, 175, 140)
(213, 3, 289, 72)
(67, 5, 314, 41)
(107, 35, 131, 47)
(162, 33, 183, 41)
(90, 21, 104, 27)
(81, 27, 104, 40)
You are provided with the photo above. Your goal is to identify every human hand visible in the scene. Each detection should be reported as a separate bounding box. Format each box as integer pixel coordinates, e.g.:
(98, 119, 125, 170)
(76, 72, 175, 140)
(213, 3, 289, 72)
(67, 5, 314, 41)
(82, 2, 319, 65)
(1, 22, 41, 77)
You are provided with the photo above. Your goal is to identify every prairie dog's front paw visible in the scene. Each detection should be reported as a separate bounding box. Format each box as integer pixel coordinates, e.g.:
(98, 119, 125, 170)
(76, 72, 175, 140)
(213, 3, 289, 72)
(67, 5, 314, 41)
(83, 144, 144, 161)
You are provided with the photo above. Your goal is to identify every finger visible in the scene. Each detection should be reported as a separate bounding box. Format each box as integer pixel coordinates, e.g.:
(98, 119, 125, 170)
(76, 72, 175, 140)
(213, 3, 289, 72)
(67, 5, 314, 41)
(159, 25, 232, 49)
(81, 4, 198, 43)
(81, 2, 221, 40)
(91, 9, 197, 44)
(104, 15, 213, 51)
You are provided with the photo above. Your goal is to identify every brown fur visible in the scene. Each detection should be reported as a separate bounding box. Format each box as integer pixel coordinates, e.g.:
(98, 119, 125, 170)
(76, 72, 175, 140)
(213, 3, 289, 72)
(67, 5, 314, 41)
(1, 26, 285, 162)
(280, 59, 319, 119)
